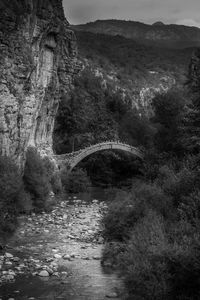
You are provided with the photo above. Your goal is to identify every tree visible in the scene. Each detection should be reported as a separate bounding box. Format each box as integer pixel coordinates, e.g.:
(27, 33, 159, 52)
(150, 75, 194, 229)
(151, 89, 185, 154)
(181, 49, 200, 154)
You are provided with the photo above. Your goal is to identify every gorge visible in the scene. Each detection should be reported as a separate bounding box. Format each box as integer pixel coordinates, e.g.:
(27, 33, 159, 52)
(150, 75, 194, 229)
(2, 1, 200, 299)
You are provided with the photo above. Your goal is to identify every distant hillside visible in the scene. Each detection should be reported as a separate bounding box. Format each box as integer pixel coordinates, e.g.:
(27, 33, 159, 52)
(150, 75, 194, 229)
(72, 19, 200, 49)
(72, 30, 193, 113)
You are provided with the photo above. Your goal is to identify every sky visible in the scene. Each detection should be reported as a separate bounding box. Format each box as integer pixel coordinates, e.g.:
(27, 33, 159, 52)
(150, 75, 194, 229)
(63, 0, 200, 27)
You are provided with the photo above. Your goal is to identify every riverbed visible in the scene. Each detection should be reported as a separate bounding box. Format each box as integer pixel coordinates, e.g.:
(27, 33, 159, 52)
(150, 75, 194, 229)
(0, 190, 123, 300)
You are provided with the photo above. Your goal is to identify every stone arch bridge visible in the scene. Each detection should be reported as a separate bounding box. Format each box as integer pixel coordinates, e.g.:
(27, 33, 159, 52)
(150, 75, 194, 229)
(53, 141, 143, 172)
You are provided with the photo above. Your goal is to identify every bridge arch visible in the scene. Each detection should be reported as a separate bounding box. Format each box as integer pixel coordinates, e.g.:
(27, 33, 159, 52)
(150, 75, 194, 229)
(55, 142, 143, 172)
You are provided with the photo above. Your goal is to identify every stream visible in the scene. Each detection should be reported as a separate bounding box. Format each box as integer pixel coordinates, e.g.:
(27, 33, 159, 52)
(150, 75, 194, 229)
(0, 189, 123, 300)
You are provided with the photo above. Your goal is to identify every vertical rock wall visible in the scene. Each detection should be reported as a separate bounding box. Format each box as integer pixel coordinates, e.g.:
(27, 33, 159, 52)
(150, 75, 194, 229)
(0, 0, 78, 165)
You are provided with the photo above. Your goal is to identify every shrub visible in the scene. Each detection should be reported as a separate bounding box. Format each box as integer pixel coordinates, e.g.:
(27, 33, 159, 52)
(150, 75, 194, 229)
(23, 147, 50, 211)
(50, 171, 63, 195)
(101, 241, 126, 268)
(0, 156, 23, 240)
(158, 165, 195, 207)
(103, 182, 172, 241)
(178, 191, 200, 225)
(118, 211, 170, 300)
(116, 211, 200, 300)
(104, 187, 124, 202)
(42, 156, 62, 195)
(132, 181, 174, 220)
(102, 191, 145, 241)
(151, 89, 185, 154)
(17, 190, 33, 214)
(61, 168, 91, 193)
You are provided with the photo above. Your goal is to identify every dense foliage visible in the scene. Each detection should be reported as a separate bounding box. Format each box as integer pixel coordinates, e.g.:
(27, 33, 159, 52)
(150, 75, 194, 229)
(0, 156, 24, 241)
(75, 31, 192, 82)
(102, 52, 200, 299)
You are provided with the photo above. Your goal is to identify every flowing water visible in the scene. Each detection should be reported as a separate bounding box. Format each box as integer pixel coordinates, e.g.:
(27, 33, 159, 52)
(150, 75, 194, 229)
(0, 189, 124, 300)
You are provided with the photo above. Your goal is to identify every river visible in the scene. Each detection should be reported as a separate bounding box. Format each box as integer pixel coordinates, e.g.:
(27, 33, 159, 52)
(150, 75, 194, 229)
(0, 188, 124, 300)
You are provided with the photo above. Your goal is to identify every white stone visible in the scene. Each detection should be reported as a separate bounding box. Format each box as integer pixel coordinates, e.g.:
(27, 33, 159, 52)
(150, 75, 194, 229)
(106, 292, 118, 298)
(5, 252, 13, 258)
(38, 270, 49, 277)
(63, 254, 71, 260)
(54, 254, 62, 259)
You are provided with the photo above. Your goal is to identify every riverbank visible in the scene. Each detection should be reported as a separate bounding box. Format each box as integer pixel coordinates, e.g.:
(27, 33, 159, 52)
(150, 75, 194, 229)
(0, 194, 123, 300)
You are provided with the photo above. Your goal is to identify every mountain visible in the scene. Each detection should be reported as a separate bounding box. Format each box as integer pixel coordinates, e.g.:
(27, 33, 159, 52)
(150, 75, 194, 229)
(72, 30, 193, 113)
(72, 19, 200, 49)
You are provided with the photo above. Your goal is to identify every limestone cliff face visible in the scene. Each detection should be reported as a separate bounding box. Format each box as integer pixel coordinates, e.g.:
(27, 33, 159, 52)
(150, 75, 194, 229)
(0, 0, 78, 164)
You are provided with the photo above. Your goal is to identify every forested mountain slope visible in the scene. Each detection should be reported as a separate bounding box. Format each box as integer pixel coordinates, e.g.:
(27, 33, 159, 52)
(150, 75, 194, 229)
(73, 19, 200, 49)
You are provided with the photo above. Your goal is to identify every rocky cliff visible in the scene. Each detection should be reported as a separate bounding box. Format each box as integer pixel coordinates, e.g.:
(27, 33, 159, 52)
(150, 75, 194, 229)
(0, 0, 78, 164)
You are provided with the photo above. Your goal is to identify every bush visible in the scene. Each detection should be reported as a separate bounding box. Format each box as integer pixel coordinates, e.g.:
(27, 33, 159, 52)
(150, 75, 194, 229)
(17, 190, 33, 214)
(132, 181, 174, 220)
(115, 212, 200, 300)
(61, 168, 91, 193)
(102, 191, 145, 241)
(151, 89, 185, 154)
(178, 191, 200, 225)
(23, 147, 50, 211)
(103, 182, 172, 241)
(101, 241, 126, 268)
(50, 171, 63, 195)
(157, 165, 196, 207)
(42, 156, 62, 195)
(0, 156, 24, 240)
(166, 224, 200, 300)
(120, 211, 169, 300)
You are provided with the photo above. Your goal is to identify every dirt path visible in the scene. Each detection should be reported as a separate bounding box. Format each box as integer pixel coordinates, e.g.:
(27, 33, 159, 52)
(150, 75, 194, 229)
(0, 197, 123, 300)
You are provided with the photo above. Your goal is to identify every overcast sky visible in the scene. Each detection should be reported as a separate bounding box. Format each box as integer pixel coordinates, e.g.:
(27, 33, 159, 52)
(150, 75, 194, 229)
(63, 0, 200, 27)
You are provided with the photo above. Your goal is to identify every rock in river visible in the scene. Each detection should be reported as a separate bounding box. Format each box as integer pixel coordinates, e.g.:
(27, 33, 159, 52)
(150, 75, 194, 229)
(38, 270, 50, 277)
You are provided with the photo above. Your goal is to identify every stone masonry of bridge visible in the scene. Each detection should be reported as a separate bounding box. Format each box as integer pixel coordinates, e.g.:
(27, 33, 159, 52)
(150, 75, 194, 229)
(53, 141, 143, 172)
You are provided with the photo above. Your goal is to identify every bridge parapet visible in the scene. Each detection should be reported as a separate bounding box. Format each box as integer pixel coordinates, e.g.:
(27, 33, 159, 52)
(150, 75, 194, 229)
(53, 141, 143, 171)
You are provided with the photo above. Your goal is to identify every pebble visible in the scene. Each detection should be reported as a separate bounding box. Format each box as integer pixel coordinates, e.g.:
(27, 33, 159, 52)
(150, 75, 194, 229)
(63, 254, 71, 260)
(38, 270, 49, 277)
(13, 257, 20, 262)
(45, 267, 54, 275)
(93, 255, 101, 260)
(5, 253, 13, 259)
(106, 292, 118, 298)
(54, 254, 62, 259)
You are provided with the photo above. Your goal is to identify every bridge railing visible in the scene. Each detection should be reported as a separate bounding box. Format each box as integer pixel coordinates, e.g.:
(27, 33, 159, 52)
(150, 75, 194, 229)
(53, 141, 143, 161)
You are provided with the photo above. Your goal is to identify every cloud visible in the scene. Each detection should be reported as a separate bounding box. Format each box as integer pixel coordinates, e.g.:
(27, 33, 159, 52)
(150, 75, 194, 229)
(176, 18, 200, 28)
(63, 0, 200, 26)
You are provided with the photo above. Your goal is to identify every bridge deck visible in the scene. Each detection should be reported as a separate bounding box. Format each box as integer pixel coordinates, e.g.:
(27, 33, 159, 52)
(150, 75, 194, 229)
(53, 141, 143, 171)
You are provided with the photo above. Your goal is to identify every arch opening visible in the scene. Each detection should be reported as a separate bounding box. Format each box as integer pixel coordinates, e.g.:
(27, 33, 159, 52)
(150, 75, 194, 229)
(73, 149, 143, 188)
